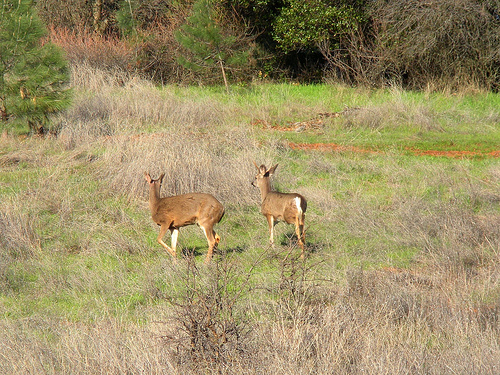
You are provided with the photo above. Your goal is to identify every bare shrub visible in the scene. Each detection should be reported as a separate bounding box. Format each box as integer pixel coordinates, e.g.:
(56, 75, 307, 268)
(274, 249, 325, 322)
(326, 0, 500, 91)
(132, 19, 189, 84)
(379, 0, 500, 91)
(162, 254, 258, 373)
(48, 27, 134, 72)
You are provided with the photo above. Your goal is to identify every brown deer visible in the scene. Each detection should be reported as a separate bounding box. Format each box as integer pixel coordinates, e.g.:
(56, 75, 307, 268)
(144, 172, 225, 263)
(252, 163, 307, 257)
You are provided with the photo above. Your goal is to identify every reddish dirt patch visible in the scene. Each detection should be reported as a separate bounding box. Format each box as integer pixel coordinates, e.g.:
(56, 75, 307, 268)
(405, 148, 485, 158)
(290, 142, 500, 158)
(289, 142, 379, 155)
(404, 147, 500, 158)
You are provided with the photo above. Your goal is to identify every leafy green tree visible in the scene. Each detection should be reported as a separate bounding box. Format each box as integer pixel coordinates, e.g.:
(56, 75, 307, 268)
(226, 0, 367, 80)
(273, 0, 363, 53)
(0, 0, 71, 134)
(175, 0, 251, 91)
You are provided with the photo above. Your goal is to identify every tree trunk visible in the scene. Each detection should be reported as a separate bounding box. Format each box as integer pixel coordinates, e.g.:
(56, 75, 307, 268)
(218, 58, 229, 93)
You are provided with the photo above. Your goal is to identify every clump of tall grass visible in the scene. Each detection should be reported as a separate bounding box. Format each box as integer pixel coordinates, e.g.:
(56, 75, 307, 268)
(0, 317, 176, 374)
(95, 128, 262, 206)
(341, 102, 443, 131)
(0, 203, 41, 262)
(62, 64, 227, 141)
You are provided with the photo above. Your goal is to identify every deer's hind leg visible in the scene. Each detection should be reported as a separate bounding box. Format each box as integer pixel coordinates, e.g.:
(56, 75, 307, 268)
(200, 224, 218, 264)
(300, 212, 306, 245)
(295, 214, 306, 258)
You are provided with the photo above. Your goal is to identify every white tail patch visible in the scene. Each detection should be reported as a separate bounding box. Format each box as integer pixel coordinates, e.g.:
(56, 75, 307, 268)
(294, 196, 302, 214)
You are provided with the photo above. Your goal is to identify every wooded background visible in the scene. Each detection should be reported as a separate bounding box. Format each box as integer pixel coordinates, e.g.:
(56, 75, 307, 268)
(36, 0, 500, 91)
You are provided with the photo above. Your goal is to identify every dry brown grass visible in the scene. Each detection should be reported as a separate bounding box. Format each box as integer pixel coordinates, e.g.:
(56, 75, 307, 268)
(57, 64, 277, 208)
(0, 317, 174, 374)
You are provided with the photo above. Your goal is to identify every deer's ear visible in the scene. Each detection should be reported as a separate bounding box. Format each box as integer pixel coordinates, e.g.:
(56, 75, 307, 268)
(144, 172, 152, 183)
(159, 173, 165, 183)
(268, 164, 278, 175)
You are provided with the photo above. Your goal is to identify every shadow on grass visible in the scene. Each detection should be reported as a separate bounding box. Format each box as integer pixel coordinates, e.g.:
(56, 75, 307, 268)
(279, 231, 325, 255)
(180, 245, 249, 260)
(221, 245, 248, 254)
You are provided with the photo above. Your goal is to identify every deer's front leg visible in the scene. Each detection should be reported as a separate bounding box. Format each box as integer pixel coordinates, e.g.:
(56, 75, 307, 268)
(266, 215, 275, 247)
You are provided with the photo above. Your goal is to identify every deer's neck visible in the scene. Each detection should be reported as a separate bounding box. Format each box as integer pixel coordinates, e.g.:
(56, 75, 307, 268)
(149, 184, 161, 212)
(259, 179, 272, 203)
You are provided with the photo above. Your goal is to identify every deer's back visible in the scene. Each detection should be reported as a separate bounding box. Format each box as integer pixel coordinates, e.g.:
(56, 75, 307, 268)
(152, 193, 224, 227)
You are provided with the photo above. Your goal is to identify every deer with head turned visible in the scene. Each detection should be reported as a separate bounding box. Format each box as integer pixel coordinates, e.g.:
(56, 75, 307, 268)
(144, 172, 225, 264)
(252, 163, 307, 257)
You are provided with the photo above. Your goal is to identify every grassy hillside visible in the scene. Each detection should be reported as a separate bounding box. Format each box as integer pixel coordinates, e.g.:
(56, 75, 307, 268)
(0, 65, 499, 374)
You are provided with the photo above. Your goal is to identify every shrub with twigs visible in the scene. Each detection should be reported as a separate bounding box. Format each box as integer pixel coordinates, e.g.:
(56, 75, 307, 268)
(162, 253, 261, 372)
(326, 0, 500, 91)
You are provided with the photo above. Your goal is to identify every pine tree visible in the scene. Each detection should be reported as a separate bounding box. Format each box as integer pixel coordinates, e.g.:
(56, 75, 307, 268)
(175, 0, 250, 91)
(0, 0, 71, 134)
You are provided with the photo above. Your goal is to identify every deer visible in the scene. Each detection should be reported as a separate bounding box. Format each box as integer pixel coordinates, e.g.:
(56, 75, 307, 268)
(144, 172, 225, 264)
(252, 163, 307, 258)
